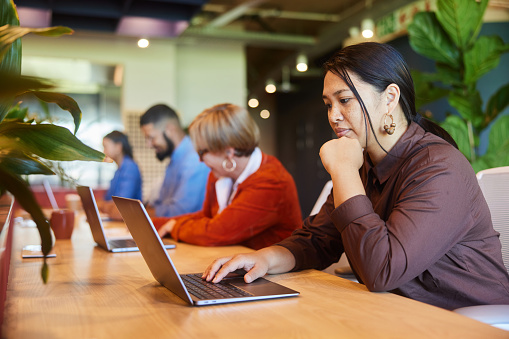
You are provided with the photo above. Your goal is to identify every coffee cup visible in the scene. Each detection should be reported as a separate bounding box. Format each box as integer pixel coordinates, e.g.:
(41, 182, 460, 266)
(50, 209, 75, 240)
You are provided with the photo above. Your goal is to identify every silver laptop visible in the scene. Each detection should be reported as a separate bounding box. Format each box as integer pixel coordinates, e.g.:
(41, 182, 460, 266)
(77, 186, 176, 252)
(112, 196, 300, 306)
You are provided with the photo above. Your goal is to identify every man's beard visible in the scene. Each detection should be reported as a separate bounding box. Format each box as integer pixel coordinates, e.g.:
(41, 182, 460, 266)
(156, 132, 175, 161)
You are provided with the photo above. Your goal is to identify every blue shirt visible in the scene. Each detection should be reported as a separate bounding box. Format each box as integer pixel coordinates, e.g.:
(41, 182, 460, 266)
(154, 135, 210, 217)
(104, 156, 142, 201)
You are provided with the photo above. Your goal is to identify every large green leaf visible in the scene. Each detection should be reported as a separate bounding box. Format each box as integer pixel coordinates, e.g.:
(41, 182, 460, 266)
(0, 149, 55, 175)
(5, 103, 28, 121)
(0, 0, 21, 120)
(486, 115, 509, 164)
(484, 83, 509, 127)
(435, 0, 488, 49)
(435, 62, 462, 86)
(0, 167, 52, 282)
(407, 12, 459, 67)
(32, 91, 82, 134)
(464, 36, 508, 84)
(412, 70, 449, 111)
(472, 115, 509, 172)
(0, 72, 54, 122)
(0, 71, 54, 99)
(0, 121, 105, 161)
(440, 115, 472, 160)
(0, 24, 73, 61)
(448, 89, 483, 128)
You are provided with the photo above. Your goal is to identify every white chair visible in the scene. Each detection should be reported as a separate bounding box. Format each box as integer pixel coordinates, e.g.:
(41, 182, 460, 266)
(453, 166, 509, 331)
(309, 180, 333, 216)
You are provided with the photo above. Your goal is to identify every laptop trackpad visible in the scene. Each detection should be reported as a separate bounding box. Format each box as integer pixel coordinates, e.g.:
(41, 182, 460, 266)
(230, 277, 297, 296)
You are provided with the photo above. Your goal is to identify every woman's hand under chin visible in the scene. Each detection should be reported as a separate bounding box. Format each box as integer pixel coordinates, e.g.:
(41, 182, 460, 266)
(319, 137, 364, 177)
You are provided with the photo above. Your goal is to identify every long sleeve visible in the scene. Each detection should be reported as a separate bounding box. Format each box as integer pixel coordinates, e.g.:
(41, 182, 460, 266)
(277, 192, 343, 270)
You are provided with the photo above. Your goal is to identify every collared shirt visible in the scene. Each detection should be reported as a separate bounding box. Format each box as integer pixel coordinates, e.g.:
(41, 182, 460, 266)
(154, 136, 210, 217)
(215, 147, 262, 213)
(104, 156, 142, 201)
(278, 122, 509, 309)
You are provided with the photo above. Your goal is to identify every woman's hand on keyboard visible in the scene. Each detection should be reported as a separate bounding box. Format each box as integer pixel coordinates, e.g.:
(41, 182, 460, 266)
(202, 246, 296, 283)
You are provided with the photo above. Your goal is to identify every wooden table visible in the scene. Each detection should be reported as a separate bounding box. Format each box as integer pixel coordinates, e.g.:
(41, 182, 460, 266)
(3, 214, 508, 338)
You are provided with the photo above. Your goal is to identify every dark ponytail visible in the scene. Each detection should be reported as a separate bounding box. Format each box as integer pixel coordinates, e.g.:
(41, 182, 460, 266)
(324, 42, 458, 149)
(412, 114, 458, 148)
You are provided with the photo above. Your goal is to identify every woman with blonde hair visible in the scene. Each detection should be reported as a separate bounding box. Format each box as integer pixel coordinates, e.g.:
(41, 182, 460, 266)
(154, 103, 302, 250)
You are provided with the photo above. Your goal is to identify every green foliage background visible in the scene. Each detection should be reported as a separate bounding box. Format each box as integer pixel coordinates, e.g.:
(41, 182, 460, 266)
(408, 0, 509, 172)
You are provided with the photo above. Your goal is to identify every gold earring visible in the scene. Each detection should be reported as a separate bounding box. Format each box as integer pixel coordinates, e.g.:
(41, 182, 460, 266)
(383, 113, 396, 135)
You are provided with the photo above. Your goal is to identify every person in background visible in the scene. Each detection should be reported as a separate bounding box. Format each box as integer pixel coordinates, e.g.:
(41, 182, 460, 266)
(140, 104, 210, 217)
(98, 130, 142, 220)
(155, 103, 302, 250)
(202, 42, 509, 310)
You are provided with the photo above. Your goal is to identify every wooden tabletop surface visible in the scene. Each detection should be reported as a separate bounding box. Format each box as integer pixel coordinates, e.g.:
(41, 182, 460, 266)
(3, 213, 508, 339)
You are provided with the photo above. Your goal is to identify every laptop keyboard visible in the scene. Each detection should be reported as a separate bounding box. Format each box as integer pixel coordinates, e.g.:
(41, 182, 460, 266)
(181, 274, 253, 300)
(108, 239, 136, 248)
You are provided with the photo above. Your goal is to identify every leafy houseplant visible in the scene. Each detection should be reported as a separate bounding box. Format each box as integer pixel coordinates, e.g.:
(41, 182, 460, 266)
(0, 0, 105, 282)
(407, 0, 509, 172)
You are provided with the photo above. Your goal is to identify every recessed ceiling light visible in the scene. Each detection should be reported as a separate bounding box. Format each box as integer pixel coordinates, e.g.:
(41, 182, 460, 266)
(138, 38, 150, 48)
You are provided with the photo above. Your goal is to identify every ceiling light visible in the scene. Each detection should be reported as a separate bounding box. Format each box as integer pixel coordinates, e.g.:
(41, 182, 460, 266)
(361, 19, 374, 39)
(138, 38, 150, 48)
(296, 54, 308, 72)
(248, 97, 259, 108)
(265, 79, 276, 94)
(260, 109, 270, 119)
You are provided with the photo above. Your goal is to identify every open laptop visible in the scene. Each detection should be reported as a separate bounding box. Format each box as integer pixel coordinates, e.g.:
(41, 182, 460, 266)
(112, 196, 300, 306)
(77, 186, 176, 252)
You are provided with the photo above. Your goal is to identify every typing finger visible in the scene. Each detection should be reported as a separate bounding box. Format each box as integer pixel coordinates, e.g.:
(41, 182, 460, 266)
(203, 256, 232, 281)
(243, 264, 267, 283)
(212, 255, 252, 283)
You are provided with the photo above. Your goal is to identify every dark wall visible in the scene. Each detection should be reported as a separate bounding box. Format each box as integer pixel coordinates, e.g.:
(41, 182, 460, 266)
(275, 76, 332, 217)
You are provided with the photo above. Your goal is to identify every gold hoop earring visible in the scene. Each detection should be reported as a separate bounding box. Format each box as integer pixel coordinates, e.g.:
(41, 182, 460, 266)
(383, 113, 396, 135)
(222, 158, 236, 172)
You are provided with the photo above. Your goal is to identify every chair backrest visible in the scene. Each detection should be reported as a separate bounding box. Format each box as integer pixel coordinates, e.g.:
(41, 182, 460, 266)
(310, 180, 333, 216)
(477, 166, 509, 272)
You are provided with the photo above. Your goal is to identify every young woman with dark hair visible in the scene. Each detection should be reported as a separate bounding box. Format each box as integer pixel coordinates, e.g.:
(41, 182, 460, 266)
(98, 130, 142, 220)
(201, 42, 509, 310)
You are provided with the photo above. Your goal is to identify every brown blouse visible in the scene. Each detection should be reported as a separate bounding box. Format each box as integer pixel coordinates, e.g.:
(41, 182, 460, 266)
(278, 122, 509, 310)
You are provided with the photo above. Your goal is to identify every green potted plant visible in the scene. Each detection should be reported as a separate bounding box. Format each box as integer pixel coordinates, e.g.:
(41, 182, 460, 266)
(0, 0, 105, 282)
(407, 0, 509, 172)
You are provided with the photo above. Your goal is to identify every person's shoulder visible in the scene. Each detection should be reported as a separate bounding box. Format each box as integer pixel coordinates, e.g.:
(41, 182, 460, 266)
(416, 132, 467, 162)
(405, 132, 475, 178)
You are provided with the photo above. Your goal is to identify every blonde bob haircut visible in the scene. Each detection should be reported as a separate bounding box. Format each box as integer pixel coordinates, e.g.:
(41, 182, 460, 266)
(189, 103, 260, 157)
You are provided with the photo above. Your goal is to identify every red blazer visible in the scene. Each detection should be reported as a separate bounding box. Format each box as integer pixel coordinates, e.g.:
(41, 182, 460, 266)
(153, 153, 302, 250)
